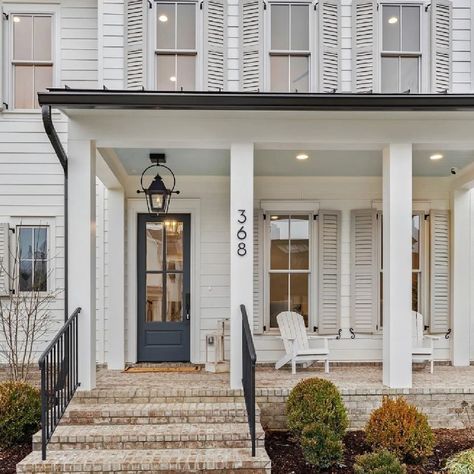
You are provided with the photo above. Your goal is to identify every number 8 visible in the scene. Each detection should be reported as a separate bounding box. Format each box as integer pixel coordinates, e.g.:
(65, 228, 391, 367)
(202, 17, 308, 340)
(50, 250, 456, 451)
(237, 242, 247, 256)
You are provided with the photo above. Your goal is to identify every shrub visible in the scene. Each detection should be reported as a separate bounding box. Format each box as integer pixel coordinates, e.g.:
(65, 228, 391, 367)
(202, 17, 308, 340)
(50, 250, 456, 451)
(0, 381, 41, 447)
(365, 397, 435, 464)
(445, 449, 474, 474)
(354, 450, 407, 474)
(300, 423, 344, 470)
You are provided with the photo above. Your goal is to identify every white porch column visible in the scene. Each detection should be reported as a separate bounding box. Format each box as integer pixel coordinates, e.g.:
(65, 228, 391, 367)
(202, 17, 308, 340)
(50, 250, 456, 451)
(106, 188, 125, 369)
(382, 143, 412, 388)
(68, 139, 97, 391)
(452, 188, 471, 366)
(230, 143, 254, 389)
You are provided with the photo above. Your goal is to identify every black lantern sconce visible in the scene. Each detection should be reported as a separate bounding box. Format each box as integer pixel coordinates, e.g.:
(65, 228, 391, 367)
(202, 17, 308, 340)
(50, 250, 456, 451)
(137, 153, 180, 214)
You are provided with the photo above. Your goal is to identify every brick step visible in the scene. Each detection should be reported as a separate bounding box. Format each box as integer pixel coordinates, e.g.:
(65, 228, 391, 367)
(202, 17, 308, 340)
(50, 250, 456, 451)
(17, 447, 271, 473)
(32, 423, 266, 451)
(63, 402, 260, 425)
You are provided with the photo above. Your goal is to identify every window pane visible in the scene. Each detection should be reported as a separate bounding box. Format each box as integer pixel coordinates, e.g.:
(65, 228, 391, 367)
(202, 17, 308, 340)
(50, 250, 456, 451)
(401, 57, 419, 93)
(382, 6, 400, 51)
(166, 273, 183, 321)
(177, 3, 195, 49)
(270, 56, 289, 92)
(381, 57, 399, 93)
(146, 223, 163, 271)
(412, 271, 420, 312)
(34, 260, 47, 291)
(176, 55, 195, 91)
(19, 228, 33, 259)
(290, 216, 309, 269)
(146, 273, 163, 322)
(270, 215, 289, 269)
(14, 66, 34, 109)
(33, 16, 52, 61)
(156, 3, 175, 49)
(13, 15, 33, 61)
(290, 56, 309, 92)
(156, 54, 176, 90)
(291, 5, 308, 51)
(165, 219, 183, 271)
(19, 260, 32, 291)
(271, 4, 289, 50)
(270, 273, 288, 328)
(290, 273, 308, 326)
(412, 214, 420, 270)
(34, 66, 53, 107)
(402, 6, 420, 52)
(34, 228, 47, 260)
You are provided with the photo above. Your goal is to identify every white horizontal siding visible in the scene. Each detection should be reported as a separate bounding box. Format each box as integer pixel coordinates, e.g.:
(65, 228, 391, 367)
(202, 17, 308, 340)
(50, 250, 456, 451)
(452, 0, 472, 92)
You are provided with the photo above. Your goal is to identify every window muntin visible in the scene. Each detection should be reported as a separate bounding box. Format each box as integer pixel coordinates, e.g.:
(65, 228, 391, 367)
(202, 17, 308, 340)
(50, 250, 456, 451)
(11, 14, 53, 109)
(381, 4, 421, 93)
(269, 3, 310, 92)
(155, 2, 197, 91)
(17, 226, 48, 292)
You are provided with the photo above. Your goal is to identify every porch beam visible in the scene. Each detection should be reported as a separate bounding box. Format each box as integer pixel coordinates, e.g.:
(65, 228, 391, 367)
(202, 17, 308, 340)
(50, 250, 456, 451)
(382, 143, 413, 389)
(230, 143, 254, 389)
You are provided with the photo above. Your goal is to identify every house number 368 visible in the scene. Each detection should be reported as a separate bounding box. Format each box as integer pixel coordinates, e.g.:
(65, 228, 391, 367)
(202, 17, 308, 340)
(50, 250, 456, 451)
(237, 209, 247, 256)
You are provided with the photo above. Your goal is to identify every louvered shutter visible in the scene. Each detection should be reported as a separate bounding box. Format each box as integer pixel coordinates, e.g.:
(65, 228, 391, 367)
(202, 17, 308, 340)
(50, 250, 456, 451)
(319, 0, 341, 93)
(430, 210, 450, 333)
(318, 211, 341, 334)
(0, 224, 10, 297)
(125, 0, 146, 89)
(351, 0, 377, 93)
(350, 209, 378, 333)
(431, 0, 452, 93)
(204, 0, 226, 91)
(253, 209, 263, 333)
(240, 0, 263, 91)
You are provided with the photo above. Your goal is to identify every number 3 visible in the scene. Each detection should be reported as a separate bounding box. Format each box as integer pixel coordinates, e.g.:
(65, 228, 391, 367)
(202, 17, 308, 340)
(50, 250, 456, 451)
(237, 209, 247, 224)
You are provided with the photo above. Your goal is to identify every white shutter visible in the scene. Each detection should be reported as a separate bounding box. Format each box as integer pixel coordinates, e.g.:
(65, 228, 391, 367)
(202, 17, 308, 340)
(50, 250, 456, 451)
(0, 6, 4, 111)
(0, 223, 10, 297)
(431, 0, 452, 93)
(319, 0, 341, 93)
(253, 209, 263, 333)
(318, 211, 341, 335)
(125, 0, 146, 89)
(430, 210, 450, 333)
(240, 0, 263, 91)
(204, 0, 226, 91)
(350, 209, 378, 333)
(351, 0, 377, 93)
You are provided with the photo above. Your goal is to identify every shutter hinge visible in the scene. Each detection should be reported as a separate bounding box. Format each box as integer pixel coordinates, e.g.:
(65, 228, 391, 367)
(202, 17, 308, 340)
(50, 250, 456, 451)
(313, 1, 318, 11)
(3, 12, 8, 20)
(313, 326, 318, 333)
(9, 288, 15, 295)
(376, 2, 380, 11)
(263, 1, 267, 10)
(314, 214, 318, 220)
(349, 328, 356, 339)
(445, 328, 451, 339)
(8, 227, 14, 234)
(424, 3, 431, 12)
(147, 0, 152, 9)
(263, 214, 266, 220)
(424, 325, 429, 331)
(424, 214, 430, 221)
(263, 325, 266, 332)
(2, 103, 9, 110)
(336, 328, 342, 340)
(200, 1, 203, 10)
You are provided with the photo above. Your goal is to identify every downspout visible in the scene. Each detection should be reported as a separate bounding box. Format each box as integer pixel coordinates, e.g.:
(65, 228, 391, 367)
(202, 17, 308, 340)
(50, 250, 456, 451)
(41, 105, 68, 322)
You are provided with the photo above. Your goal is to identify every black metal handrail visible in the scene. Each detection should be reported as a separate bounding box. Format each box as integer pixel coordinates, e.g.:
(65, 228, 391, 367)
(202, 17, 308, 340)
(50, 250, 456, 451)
(38, 307, 81, 460)
(240, 304, 256, 457)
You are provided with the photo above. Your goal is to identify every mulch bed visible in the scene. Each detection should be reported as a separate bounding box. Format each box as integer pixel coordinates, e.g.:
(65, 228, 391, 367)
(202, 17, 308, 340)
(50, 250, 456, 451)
(266, 429, 474, 473)
(0, 444, 31, 474)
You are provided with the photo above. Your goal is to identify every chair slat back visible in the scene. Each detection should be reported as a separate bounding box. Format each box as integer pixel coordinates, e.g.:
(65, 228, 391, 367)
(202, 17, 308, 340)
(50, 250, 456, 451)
(412, 311, 424, 346)
(277, 311, 309, 353)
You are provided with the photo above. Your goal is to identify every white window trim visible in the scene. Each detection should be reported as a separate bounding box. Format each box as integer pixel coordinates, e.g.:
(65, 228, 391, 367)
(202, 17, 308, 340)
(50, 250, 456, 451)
(147, 0, 203, 91)
(377, 1, 430, 93)
(264, 0, 315, 93)
(2, 3, 60, 112)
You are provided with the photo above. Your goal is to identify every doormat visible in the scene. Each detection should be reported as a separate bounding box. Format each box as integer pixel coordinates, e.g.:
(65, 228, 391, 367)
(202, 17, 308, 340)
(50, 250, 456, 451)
(123, 366, 201, 373)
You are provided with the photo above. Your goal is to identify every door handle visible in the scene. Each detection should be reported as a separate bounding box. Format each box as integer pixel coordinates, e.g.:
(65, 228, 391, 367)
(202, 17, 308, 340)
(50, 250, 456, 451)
(185, 293, 190, 320)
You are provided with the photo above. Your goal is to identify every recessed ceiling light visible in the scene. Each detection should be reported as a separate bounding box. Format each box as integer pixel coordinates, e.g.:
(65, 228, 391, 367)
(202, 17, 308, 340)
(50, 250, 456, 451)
(388, 16, 398, 24)
(296, 153, 309, 161)
(158, 14, 168, 22)
(430, 153, 444, 161)
(270, 215, 279, 220)
(169, 76, 177, 82)
(13, 16, 20, 23)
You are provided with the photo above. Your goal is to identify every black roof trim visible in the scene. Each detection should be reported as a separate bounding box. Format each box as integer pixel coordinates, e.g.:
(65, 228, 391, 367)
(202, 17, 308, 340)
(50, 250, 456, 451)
(38, 89, 474, 111)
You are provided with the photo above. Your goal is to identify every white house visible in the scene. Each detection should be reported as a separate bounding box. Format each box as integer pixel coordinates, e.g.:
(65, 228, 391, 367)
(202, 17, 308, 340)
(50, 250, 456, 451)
(0, 0, 474, 393)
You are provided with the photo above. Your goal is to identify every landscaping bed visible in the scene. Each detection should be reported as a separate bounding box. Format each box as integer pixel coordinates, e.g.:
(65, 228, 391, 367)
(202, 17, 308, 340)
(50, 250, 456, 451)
(0, 444, 31, 474)
(266, 429, 474, 473)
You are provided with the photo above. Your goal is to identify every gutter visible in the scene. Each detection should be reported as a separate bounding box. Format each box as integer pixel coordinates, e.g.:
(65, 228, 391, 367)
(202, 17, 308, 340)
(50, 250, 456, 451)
(41, 105, 68, 323)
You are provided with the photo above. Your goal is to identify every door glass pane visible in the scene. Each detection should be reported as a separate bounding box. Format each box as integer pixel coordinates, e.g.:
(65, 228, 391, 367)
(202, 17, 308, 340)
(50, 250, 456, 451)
(412, 214, 420, 270)
(165, 219, 183, 271)
(270, 215, 289, 269)
(271, 4, 289, 50)
(381, 57, 399, 93)
(177, 3, 195, 49)
(34, 66, 53, 107)
(166, 273, 183, 321)
(176, 55, 195, 91)
(402, 6, 420, 52)
(34, 227, 47, 259)
(270, 273, 288, 328)
(33, 16, 52, 61)
(146, 273, 163, 322)
(13, 15, 33, 61)
(401, 57, 419, 93)
(382, 6, 400, 51)
(14, 66, 34, 109)
(156, 3, 175, 49)
(290, 56, 309, 92)
(19, 228, 32, 259)
(156, 54, 176, 90)
(19, 260, 33, 291)
(412, 271, 420, 312)
(291, 5, 308, 50)
(290, 215, 309, 269)
(146, 223, 164, 271)
(270, 56, 288, 92)
(290, 273, 308, 326)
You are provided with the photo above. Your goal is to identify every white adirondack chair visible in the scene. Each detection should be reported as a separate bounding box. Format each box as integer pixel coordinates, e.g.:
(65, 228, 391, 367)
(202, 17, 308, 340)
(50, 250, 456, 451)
(275, 311, 333, 375)
(412, 311, 440, 374)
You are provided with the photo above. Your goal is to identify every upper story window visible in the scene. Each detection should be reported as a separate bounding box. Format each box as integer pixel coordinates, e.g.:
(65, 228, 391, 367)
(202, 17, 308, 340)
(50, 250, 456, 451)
(154, 2, 197, 91)
(268, 3, 310, 92)
(381, 4, 422, 93)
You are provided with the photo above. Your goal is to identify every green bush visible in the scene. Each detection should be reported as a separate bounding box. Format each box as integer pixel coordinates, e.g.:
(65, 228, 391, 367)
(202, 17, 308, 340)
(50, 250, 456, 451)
(287, 378, 348, 470)
(0, 381, 41, 447)
(354, 450, 407, 474)
(446, 449, 474, 474)
(365, 397, 435, 464)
